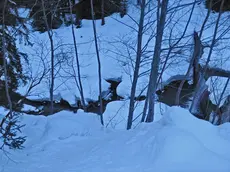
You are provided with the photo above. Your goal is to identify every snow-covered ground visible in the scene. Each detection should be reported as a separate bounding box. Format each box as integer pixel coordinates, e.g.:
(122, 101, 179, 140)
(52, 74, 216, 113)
(16, 9, 137, 103)
(15, 1, 195, 102)
(15, 1, 230, 105)
(1, 1, 230, 171)
(1, 107, 230, 172)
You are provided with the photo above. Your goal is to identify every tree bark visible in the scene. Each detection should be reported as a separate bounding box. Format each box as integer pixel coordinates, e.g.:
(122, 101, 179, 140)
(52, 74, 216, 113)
(175, 31, 203, 105)
(69, 0, 86, 110)
(90, 0, 104, 125)
(146, 0, 168, 123)
(41, 0, 55, 115)
(190, 0, 225, 114)
(127, 0, 146, 130)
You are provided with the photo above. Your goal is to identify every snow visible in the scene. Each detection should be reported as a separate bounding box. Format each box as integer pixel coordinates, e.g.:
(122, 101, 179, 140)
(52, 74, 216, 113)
(1, 107, 230, 172)
(103, 101, 163, 129)
(15, 0, 230, 105)
(16, 12, 135, 102)
(159, 74, 193, 90)
(1, 1, 230, 171)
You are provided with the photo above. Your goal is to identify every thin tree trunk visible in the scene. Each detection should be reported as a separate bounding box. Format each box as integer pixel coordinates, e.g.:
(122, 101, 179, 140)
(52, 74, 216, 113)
(69, 0, 86, 110)
(146, 0, 168, 123)
(190, 0, 225, 114)
(127, 0, 146, 130)
(175, 0, 212, 109)
(41, 0, 55, 115)
(199, 0, 213, 38)
(90, 0, 104, 125)
(175, 31, 203, 106)
(164, 0, 196, 105)
(2, 0, 13, 119)
(141, 86, 149, 122)
(142, 0, 161, 123)
(201, 0, 225, 74)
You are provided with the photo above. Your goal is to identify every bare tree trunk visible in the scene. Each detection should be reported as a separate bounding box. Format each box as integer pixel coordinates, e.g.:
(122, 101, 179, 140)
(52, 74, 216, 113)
(41, 0, 55, 115)
(90, 0, 104, 125)
(141, 86, 149, 122)
(190, 0, 225, 114)
(142, 0, 161, 123)
(175, 31, 203, 105)
(68, 0, 86, 110)
(141, 0, 161, 123)
(153, 0, 194, 106)
(145, 0, 168, 123)
(101, 0, 105, 25)
(127, 0, 146, 130)
(1, 0, 13, 119)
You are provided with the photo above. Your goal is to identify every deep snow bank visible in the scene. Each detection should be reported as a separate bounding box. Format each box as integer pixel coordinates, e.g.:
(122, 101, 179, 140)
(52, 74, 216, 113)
(1, 107, 230, 172)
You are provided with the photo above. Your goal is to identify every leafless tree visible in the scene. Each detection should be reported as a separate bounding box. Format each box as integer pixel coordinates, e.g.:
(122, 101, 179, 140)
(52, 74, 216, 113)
(175, 31, 203, 106)
(145, 0, 169, 123)
(190, 0, 226, 115)
(68, 0, 86, 110)
(41, 0, 57, 114)
(127, 0, 146, 130)
(90, 0, 104, 125)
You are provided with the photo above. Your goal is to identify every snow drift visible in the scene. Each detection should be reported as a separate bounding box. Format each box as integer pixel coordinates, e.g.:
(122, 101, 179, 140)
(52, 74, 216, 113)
(1, 107, 230, 172)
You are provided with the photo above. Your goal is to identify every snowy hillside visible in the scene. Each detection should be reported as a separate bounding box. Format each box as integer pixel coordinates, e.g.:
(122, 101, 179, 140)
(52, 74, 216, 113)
(16, 9, 137, 102)
(15, 1, 201, 102)
(1, 0, 230, 171)
(1, 107, 230, 172)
